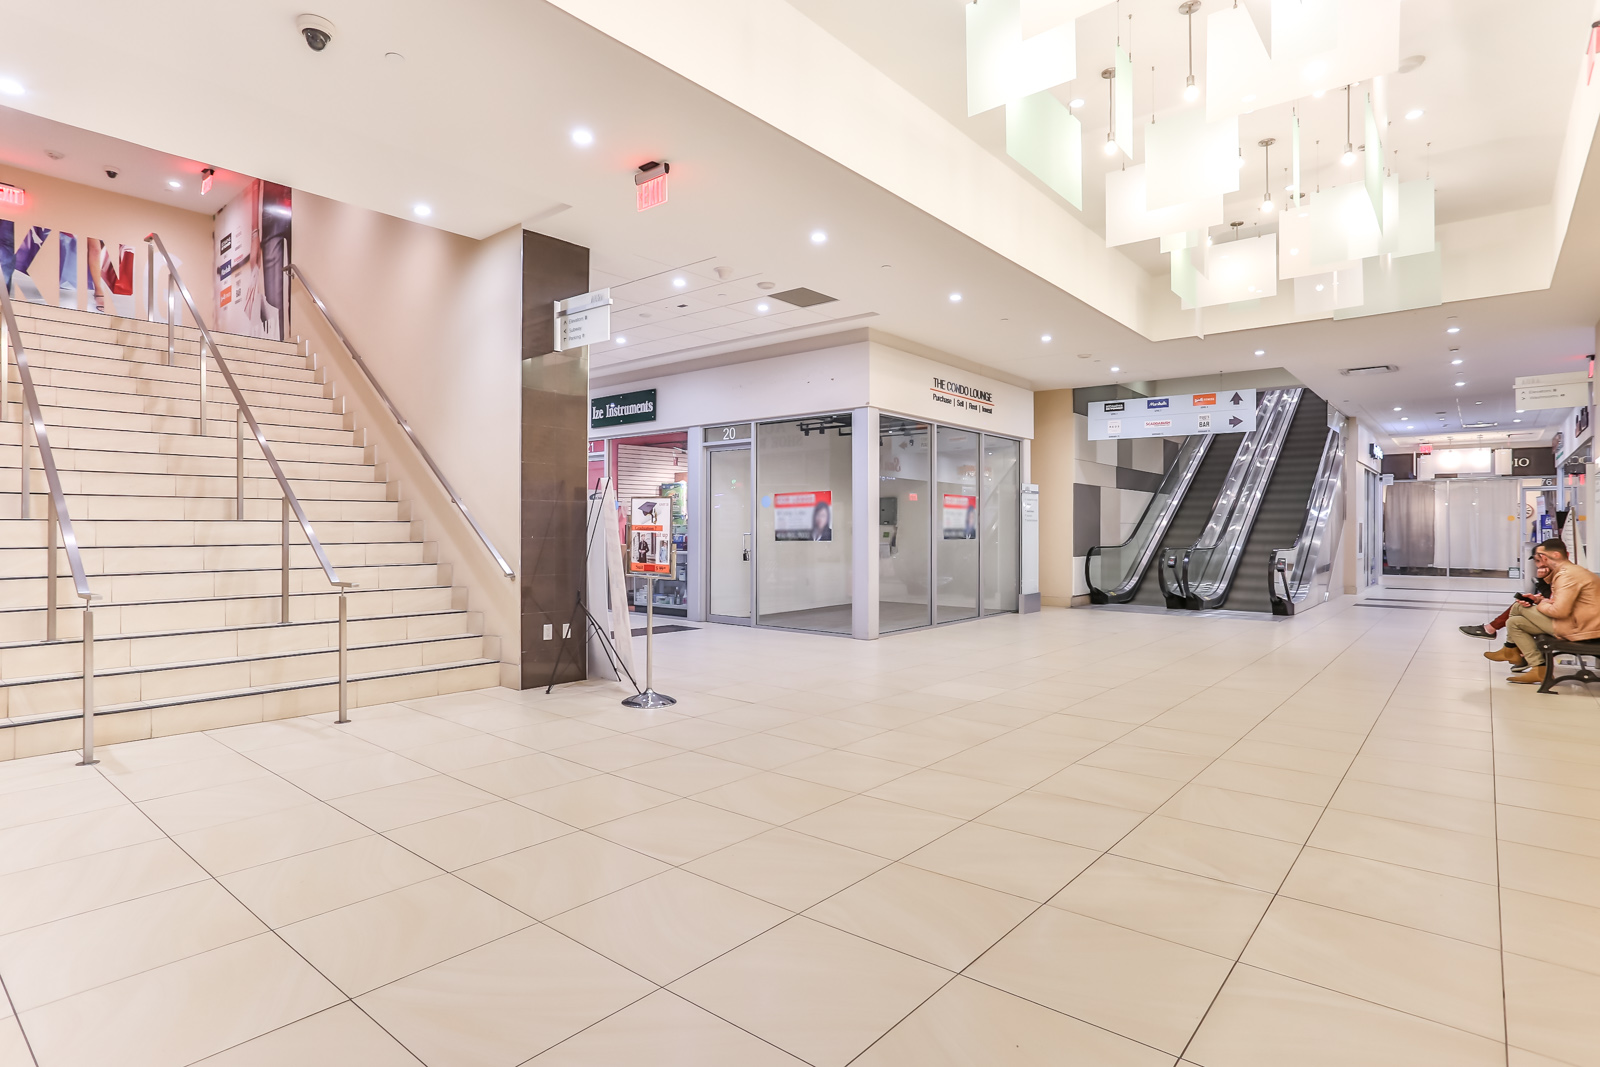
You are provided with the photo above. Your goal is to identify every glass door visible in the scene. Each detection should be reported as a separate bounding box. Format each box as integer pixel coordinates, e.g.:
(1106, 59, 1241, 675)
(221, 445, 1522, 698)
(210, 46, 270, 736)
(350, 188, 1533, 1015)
(935, 426, 980, 623)
(708, 446, 753, 622)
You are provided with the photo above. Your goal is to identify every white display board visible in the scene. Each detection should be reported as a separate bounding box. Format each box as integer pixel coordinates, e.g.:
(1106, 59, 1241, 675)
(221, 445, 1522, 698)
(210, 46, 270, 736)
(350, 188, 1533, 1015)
(1515, 371, 1589, 412)
(1087, 390, 1257, 440)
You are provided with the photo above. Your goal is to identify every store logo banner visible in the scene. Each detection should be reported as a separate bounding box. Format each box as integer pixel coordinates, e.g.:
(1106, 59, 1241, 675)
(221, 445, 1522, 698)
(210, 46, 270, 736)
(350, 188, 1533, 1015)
(930, 376, 995, 414)
(591, 388, 657, 428)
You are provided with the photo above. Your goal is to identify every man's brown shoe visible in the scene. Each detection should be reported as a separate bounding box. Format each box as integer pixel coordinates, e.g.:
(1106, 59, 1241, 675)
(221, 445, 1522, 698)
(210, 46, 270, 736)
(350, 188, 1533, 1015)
(1485, 645, 1526, 666)
(1508, 666, 1546, 685)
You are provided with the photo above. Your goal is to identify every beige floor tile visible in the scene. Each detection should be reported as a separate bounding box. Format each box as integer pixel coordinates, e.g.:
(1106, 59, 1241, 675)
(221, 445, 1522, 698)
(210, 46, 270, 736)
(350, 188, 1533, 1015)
(497, 718, 616, 751)
(453, 752, 598, 798)
(328, 774, 498, 832)
(1330, 778, 1497, 837)
(589, 799, 771, 864)
(788, 796, 963, 859)
(927, 745, 1066, 788)
(0, 804, 164, 878)
(530, 988, 806, 1066)
(770, 716, 884, 748)
(1111, 815, 1302, 892)
(0, 775, 128, 832)
(552, 733, 684, 772)
(396, 732, 535, 773)
(357, 924, 652, 1067)
(1499, 840, 1600, 909)
(853, 975, 1174, 1067)
(864, 768, 1020, 819)
(0, 1017, 29, 1067)
(780, 750, 917, 792)
(1498, 804, 1600, 859)
(1185, 962, 1505, 1067)
(18, 933, 342, 1067)
(276, 752, 435, 801)
(806, 862, 1035, 970)
(1500, 888, 1600, 976)
(903, 823, 1098, 901)
(967, 907, 1232, 1055)
(1240, 896, 1504, 1041)
(1191, 758, 1341, 805)
(693, 770, 851, 823)
(1034, 764, 1184, 813)
(191, 1003, 423, 1066)
(100, 752, 274, 804)
(1503, 952, 1600, 1067)
(174, 802, 370, 876)
(631, 717, 752, 750)
(1344, 753, 1495, 801)
(515, 774, 676, 829)
(669, 916, 950, 1067)
(0, 839, 207, 937)
(613, 750, 758, 795)
(1158, 783, 1323, 844)
(685, 827, 888, 911)
(841, 728, 969, 766)
(547, 868, 787, 983)
(220, 834, 439, 927)
(0, 880, 264, 1012)
(702, 732, 826, 769)
(136, 775, 311, 836)
(901, 713, 1011, 745)
(1497, 777, 1600, 820)
(278, 875, 532, 996)
(1077, 743, 1211, 781)
(458, 831, 668, 919)
(1307, 808, 1500, 884)
(977, 790, 1147, 850)
(1049, 853, 1271, 958)
(386, 799, 571, 870)
(1279, 847, 1502, 948)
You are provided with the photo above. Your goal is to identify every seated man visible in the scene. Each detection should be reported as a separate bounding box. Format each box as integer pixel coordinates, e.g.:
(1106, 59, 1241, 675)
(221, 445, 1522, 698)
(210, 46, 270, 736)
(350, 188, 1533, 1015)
(1461, 552, 1551, 650)
(1485, 539, 1600, 684)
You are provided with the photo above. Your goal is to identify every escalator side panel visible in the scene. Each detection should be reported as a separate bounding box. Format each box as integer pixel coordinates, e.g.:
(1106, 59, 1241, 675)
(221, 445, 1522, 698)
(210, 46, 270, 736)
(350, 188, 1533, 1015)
(1128, 433, 1245, 606)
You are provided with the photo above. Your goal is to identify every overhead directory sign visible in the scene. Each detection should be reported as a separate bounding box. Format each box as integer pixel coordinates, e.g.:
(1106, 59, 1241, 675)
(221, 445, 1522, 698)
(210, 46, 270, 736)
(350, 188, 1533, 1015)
(1514, 370, 1588, 412)
(1087, 389, 1257, 440)
(554, 288, 612, 351)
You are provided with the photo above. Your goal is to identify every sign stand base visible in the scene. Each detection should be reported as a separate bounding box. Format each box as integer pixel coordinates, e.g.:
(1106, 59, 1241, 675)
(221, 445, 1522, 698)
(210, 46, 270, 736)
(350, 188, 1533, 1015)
(622, 577, 675, 709)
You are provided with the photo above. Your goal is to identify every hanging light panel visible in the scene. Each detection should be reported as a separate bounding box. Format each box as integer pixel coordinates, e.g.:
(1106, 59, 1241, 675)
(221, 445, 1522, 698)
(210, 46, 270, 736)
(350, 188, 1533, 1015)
(1104, 165, 1223, 246)
(1006, 90, 1085, 208)
(1115, 45, 1135, 158)
(1143, 108, 1240, 209)
(966, 0, 1076, 117)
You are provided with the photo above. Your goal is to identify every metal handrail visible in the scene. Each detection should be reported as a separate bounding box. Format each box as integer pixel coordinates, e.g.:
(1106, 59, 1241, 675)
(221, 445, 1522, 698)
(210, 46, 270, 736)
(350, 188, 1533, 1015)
(0, 277, 102, 764)
(1270, 422, 1347, 614)
(145, 234, 346, 590)
(286, 264, 515, 580)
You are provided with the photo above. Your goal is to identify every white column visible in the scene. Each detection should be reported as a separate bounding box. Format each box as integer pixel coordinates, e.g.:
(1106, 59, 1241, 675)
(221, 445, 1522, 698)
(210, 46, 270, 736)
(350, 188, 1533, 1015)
(685, 425, 707, 622)
(852, 407, 880, 640)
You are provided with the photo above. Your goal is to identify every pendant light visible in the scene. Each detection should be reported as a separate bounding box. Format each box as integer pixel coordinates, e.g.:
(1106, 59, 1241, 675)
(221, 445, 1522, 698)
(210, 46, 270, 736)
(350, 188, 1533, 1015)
(1258, 137, 1276, 213)
(1341, 84, 1356, 165)
(1179, 1, 1201, 102)
(1102, 66, 1118, 155)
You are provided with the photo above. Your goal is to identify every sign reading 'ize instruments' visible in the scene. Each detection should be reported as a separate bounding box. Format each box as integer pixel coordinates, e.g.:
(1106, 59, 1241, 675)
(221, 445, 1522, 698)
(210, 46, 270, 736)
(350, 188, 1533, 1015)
(590, 389, 657, 428)
(1086, 390, 1258, 440)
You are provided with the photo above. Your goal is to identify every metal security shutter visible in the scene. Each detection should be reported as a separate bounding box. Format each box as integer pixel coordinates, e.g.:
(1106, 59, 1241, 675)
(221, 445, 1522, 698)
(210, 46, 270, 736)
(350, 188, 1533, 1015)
(616, 444, 686, 498)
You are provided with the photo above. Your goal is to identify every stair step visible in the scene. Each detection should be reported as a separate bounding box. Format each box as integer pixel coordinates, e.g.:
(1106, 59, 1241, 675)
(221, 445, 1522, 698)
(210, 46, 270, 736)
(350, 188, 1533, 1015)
(1, 470, 387, 502)
(20, 382, 344, 429)
(0, 540, 430, 577)
(15, 363, 334, 413)
(16, 305, 301, 358)
(0, 561, 449, 608)
(0, 493, 404, 522)
(2, 658, 503, 761)
(0, 443, 378, 483)
(0, 421, 368, 466)
(16, 347, 324, 396)
(25, 403, 353, 445)
(0, 518, 416, 549)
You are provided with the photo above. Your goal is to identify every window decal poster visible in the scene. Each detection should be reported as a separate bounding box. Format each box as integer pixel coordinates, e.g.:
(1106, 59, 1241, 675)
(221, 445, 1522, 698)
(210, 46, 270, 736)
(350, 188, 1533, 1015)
(773, 491, 832, 541)
(627, 496, 673, 575)
(214, 179, 291, 340)
(942, 494, 977, 540)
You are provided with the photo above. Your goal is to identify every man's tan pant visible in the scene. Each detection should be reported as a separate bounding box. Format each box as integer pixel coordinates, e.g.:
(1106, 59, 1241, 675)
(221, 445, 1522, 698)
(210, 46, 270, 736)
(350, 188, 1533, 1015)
(1507, 603, 1559, 665)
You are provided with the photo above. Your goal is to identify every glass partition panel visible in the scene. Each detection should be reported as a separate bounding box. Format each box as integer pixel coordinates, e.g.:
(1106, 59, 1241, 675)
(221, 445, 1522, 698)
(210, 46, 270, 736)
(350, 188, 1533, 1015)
(708, 447, 752, 619)
(982, 435, 1021, 613)
(879, 417, 931, 632)
(935, 426, 979, 623)
(755, 414, 854, 633)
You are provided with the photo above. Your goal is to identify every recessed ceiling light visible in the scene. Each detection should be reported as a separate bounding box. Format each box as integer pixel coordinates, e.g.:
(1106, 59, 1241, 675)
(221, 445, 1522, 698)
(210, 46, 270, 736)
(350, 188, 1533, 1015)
(810, 230, 827, 244)
(949, 292, 962, 302)
(1401, 417, 1409, 421)
(1041, 334, 1052, 342)
(756, 303, 769, 312)
(1110, 365, 1121, 372)
(672, 278, 686, 288)
(1405, 108, 1424, 120)
(167, 180, 181, 189)
(570, 127, 594, 146)
(1254, 349, 1265, 356)
(1454, 381, 1466, 387)
(614, 336, 627, 344)
(1451, 358, 1463, 365)
(1445, 317, 1460, 333)
(1314, 283, 1324, 292)
(412, 203, 432, 217)
(1516, 409, 1524, 413)
(1513, 418, 1522, 423)
(1393, 406, 1402, 411)
(0, 77, 23, 97)
(1069, 97, 1085, 108)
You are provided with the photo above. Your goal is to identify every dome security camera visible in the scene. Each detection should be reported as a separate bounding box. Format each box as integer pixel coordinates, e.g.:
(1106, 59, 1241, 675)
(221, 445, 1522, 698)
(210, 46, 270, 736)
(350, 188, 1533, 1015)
(296, 14, 335, 52)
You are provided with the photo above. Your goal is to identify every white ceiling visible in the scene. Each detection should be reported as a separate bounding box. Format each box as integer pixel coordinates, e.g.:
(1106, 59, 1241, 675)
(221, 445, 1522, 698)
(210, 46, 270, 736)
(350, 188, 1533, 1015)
(0, 0, 1594, 451)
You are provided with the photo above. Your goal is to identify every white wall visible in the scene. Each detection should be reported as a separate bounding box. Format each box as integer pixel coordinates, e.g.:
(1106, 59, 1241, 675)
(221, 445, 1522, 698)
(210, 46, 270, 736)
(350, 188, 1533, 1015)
(289, 193, 523, 679)
(869, 342, 1034, 440)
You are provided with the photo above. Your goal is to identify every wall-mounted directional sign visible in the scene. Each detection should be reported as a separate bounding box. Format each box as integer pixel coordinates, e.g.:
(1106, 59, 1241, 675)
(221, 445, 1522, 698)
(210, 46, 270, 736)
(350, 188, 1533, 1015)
(554, 289, 611, 351)
(1087, 389, 1257, 440)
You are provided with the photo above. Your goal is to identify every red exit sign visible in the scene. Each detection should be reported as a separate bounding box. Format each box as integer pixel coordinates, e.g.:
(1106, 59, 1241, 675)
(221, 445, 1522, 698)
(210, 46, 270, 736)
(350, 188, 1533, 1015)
(636, 174, 667, 212)
(0, 183, 24, 208)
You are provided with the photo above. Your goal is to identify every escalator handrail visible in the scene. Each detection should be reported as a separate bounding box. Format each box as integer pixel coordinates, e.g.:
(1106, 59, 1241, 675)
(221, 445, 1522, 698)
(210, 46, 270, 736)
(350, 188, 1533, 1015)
(1270, 421, 1347, 610)
(1084, 434, 1213, 601)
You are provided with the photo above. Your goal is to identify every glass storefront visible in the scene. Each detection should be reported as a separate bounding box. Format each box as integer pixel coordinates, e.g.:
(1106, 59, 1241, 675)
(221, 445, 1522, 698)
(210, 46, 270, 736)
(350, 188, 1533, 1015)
(755, 414, 855, 634)
(982, 435, 1022, 614)
(936, 426, 980, 624)
(879, 417, 932, 632)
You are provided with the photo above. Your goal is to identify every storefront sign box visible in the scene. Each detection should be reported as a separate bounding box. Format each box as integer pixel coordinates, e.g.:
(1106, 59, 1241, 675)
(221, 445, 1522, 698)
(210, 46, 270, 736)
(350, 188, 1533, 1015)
(592, 389, 658, 428)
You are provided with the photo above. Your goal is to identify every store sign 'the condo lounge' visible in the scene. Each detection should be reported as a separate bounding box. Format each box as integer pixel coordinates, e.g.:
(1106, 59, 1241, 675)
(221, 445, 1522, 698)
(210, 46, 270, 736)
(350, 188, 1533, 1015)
(930, 377, 994, 415)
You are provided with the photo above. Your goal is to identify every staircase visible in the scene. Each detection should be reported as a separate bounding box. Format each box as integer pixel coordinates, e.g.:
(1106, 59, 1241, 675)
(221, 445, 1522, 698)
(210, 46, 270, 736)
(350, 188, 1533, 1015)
(0, 301, 501, 761)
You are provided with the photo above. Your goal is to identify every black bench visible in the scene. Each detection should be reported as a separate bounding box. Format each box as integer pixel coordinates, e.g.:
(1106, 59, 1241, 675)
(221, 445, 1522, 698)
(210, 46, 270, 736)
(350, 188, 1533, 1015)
(1534, 635, 1600, 694)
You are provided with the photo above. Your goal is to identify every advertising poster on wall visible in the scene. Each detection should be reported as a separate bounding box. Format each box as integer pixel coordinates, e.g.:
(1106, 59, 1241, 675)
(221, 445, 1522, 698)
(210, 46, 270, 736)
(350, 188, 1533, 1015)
(86, 238, 134, 316)
(627, 497, 674, 576)
(943, 494, 977, 540)
(774, 491, 833, 541)
(214, 179, 291, 340)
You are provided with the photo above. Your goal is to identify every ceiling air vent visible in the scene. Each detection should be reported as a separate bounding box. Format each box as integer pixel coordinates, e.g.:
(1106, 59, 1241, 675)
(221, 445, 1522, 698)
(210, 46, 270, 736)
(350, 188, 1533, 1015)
(769, 287, 837, 308)
(1338, 364, 1398, 376)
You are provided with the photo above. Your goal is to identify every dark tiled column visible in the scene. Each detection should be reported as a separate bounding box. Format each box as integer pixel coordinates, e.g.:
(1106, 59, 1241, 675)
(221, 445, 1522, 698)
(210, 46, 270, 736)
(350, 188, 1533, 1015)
(520, 231, 589, 688)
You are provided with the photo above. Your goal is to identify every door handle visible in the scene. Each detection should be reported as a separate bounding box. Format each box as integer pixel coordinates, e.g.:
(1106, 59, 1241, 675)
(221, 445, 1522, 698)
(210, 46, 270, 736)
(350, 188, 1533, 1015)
(741, 532, 751, 562)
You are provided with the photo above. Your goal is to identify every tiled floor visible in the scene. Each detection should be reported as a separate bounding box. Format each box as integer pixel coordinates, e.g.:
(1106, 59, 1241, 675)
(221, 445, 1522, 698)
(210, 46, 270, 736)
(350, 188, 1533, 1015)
(3, 592, 1600, 1066)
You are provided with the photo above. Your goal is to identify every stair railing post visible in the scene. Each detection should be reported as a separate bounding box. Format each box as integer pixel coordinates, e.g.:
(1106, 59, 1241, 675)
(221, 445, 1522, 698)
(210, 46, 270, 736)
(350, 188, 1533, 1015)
(2, 312, 10, 418)
(236, 409, 245, 521)
(19, 415, 30, 520)
(281, 496, 291, 623)
(77, 600, 97, 766)
(337, 586, 349, 724)
(198, 337, 208, 436)
(46, 494, 57, 641)
(145, 242, 155, 321)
